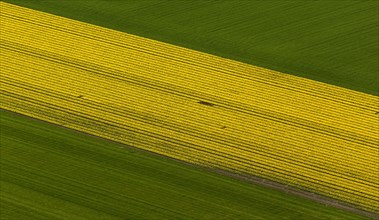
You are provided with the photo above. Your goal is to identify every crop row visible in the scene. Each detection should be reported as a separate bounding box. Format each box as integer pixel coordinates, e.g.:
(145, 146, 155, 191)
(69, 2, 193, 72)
(1, 14, 378, 141)
(2, 48, 378, 168)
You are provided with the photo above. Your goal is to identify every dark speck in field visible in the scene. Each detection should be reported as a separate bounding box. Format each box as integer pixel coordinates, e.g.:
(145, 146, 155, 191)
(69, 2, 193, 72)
(221, 126, 227, 129)
(198, 101, 215, 106)
(78, 95, 83, 98)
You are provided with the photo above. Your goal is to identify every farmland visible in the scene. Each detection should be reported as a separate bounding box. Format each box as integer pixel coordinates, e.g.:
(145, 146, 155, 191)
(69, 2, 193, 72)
(1, 2, 378, 217)
(1, 1, 379, 219)
(4, 0, 379, 96)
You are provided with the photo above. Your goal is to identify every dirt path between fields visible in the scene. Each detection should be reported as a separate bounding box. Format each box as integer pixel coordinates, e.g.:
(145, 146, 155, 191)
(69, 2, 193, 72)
(171, 157, 378, 219)
(212, 169, 378, 219)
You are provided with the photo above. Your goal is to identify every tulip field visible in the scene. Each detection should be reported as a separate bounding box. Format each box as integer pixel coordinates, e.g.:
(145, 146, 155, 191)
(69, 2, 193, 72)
(1, 1, 378, 219)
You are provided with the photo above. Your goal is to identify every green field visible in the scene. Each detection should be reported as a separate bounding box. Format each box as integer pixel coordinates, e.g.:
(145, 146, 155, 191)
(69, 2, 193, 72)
(0, 110, 370, 219)
(5, 0, 379, 95)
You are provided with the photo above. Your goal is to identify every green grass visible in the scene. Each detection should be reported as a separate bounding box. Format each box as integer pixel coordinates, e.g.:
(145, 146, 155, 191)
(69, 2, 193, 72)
(4, 0, 379, 95)
(0, 109, 370, 219)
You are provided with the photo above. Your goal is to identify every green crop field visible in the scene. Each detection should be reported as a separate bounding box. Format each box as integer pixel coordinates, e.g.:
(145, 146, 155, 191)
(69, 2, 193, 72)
(0, 110, 370, 220)
(4, 0, 379, 95)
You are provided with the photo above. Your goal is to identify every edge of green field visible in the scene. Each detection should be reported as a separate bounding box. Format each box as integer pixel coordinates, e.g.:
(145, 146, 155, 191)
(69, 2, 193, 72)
(0, 109, 371, 220)
(4, 0, 379, 96)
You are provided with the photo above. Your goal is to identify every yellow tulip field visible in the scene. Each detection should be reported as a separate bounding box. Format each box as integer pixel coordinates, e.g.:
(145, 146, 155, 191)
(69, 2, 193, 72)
(1, 2, 378, 213)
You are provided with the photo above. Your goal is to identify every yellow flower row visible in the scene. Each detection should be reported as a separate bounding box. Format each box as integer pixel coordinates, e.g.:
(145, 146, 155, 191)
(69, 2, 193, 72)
(1, 2, 378, 212)
(1, 15, 377, 139)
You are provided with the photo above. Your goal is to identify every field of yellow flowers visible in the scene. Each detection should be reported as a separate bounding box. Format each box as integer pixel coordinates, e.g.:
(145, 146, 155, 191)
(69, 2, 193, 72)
(1, 2, 378, 213)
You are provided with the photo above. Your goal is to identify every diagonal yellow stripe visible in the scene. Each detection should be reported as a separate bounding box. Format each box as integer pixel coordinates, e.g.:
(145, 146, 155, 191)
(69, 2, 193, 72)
(1, 2, 378, 212)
